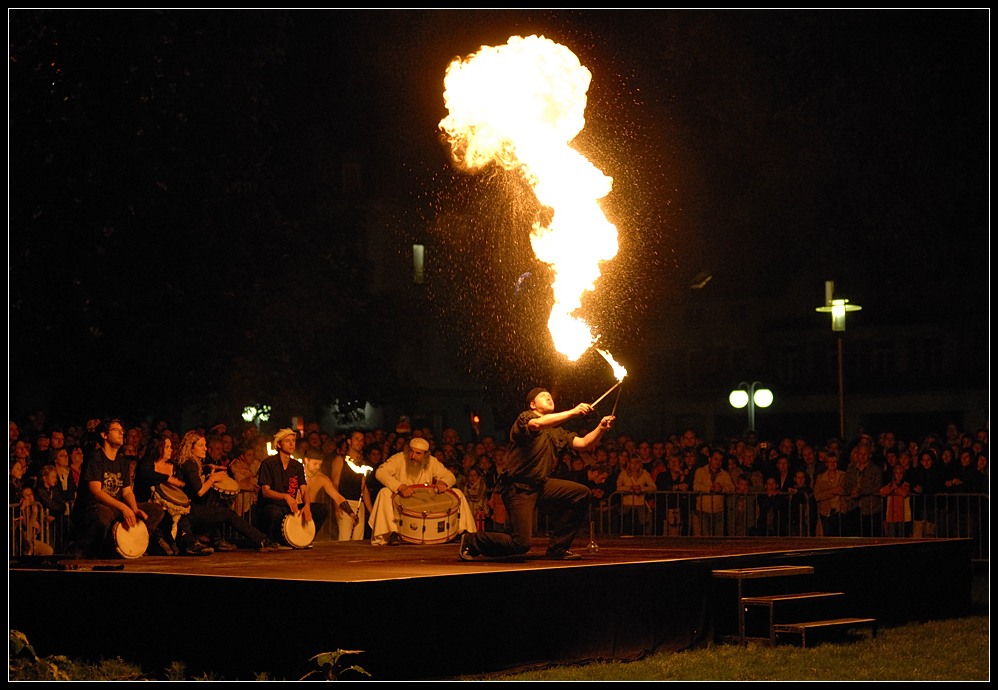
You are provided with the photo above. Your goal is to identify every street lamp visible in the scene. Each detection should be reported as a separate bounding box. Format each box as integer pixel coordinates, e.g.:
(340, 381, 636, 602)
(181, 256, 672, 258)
(728, 381, 773, 433)
(815, 280, 861, 440)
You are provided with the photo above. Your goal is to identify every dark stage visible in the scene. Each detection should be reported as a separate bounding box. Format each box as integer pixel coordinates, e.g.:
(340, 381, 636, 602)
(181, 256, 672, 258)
(9, 536, 974, 680)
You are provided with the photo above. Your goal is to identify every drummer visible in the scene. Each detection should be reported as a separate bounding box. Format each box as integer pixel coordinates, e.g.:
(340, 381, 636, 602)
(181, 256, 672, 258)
(256, 428, 317, 548)
(67, 418, 166, 559)
(133, 433, 213, 556)
(302, 449, 358, 538)
(368, 437, 478, 546)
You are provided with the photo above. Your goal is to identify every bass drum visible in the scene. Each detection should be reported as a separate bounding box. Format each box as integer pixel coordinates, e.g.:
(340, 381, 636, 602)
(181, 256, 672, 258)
(394, 484, 460, 545)
(282, 512, 316, 549)
(112, 520, 150, 559)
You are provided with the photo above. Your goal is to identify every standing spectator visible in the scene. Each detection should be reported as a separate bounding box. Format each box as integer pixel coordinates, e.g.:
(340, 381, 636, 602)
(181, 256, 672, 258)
(755, 476, 788, 536)
(26, 431, 51, 483)
(10, 458, 28, 504)
(787, 469, 817, 536)
(460, 466, 490, 532)
(616, 453, 655, 535)
(583, 462, 613, 534)
(798, 443, 823, 487)
(52, 446, 78, 509)
(33, 464, 68, 551)
(813, 453, 847, 537)
(68, 443, 85, 496)
(880, 463, 912, 537)
(910, 448, 944, 537)
(727, 475, 756, 536)
(655, 454, 691, 536)
(844, 440, 884, 537)
(16, 485, 55, 556)
(67, 419, 165, 559)
(770, 455, 794, 493)
(48, 428, 66, 461)
(692, 447, 735, 536)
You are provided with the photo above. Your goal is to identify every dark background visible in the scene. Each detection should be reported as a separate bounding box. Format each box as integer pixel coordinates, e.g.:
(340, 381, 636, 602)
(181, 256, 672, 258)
(8, 9, 989, 430)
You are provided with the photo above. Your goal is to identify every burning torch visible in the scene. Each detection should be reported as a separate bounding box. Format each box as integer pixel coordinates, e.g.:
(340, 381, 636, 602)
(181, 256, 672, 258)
(344, 456, 374, 535)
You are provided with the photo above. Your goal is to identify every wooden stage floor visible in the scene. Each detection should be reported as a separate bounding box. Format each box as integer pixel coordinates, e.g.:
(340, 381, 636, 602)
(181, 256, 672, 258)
(9, 535, 975, 680)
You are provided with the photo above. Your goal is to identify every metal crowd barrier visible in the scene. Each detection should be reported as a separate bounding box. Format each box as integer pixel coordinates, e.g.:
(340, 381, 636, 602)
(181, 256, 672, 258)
(535, 490, 988, 564)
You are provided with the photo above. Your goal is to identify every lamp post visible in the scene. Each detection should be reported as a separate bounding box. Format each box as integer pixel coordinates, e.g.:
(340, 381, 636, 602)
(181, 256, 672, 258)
(728, 381, 773, 433)
(815, 280, 861, 440)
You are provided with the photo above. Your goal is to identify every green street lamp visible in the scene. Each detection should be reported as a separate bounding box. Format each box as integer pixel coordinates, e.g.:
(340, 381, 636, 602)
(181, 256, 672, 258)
(729, 381, 773, 433)
(815, 280, 862, 439)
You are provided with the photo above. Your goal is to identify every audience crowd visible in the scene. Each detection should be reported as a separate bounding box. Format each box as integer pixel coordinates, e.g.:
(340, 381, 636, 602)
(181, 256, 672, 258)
(8, 409, 989, 558)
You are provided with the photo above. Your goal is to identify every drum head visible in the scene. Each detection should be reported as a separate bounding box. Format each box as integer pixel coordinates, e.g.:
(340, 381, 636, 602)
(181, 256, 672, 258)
(213, 475, 240, 495)
(113, 520, 150, 559)
(156, 482, 190, 507)
(282, 513, 316, 549)
(395, 486, 461, 545)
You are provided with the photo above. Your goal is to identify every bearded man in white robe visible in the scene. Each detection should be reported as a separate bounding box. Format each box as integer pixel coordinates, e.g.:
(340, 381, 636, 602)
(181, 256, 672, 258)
(369, 437, 477, 545)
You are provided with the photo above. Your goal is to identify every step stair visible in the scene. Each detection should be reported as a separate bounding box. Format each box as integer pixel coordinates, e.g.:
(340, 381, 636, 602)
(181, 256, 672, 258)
(712, 565, 876, 647)
(772, 617, 878, 647)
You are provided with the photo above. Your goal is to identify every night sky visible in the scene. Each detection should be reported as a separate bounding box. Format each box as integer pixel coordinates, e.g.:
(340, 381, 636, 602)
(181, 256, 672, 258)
(8, 9, 990, 427)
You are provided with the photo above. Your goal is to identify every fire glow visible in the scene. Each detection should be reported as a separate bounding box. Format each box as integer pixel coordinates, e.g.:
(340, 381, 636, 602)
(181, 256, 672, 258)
(439, 35, 619, 363)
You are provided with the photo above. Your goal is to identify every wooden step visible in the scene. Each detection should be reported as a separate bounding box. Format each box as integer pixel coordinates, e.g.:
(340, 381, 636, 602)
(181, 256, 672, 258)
(742, 591, 846, 644)
(772, 617, 877, 647)
(712, 565, 814, 580)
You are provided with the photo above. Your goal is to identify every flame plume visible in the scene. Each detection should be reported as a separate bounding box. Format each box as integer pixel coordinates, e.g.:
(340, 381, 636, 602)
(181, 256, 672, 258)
(439, 35, 619, 363)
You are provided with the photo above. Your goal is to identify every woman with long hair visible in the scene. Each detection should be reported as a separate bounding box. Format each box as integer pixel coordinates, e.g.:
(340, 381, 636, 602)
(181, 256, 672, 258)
(175, 429, 277, 552)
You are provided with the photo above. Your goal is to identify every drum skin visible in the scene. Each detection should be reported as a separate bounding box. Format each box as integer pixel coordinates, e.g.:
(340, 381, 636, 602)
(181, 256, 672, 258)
(282, 513, 316, 549)
(113, 520, 150, 559)
(394, 484, 460, 545)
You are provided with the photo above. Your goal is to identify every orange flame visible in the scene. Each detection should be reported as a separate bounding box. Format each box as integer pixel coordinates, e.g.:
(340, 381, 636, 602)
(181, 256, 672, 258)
(440, 35, 619, 362)
(596, 348, 628, 382)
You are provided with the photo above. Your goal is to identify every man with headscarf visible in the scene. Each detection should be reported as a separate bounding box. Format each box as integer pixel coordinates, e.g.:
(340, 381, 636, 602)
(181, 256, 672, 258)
(368, 436, 477, 545)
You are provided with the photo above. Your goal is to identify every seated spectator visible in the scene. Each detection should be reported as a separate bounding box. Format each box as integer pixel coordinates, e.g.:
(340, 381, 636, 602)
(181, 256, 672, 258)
(227, 442, 262, 519)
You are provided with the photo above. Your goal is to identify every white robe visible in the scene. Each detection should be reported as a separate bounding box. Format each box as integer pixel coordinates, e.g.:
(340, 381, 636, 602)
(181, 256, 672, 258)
(369, 450, 477, 544)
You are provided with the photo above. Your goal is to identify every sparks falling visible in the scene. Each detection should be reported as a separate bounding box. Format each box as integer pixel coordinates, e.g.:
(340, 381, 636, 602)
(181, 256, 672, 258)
(439, 35, 619, 363)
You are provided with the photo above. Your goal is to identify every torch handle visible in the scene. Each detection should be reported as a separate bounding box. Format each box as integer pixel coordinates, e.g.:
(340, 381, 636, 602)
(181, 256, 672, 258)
(591, 380, 622, 408)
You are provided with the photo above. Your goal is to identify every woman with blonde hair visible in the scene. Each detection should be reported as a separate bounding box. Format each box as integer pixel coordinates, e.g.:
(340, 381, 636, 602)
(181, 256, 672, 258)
(176, 429, 277, 552)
